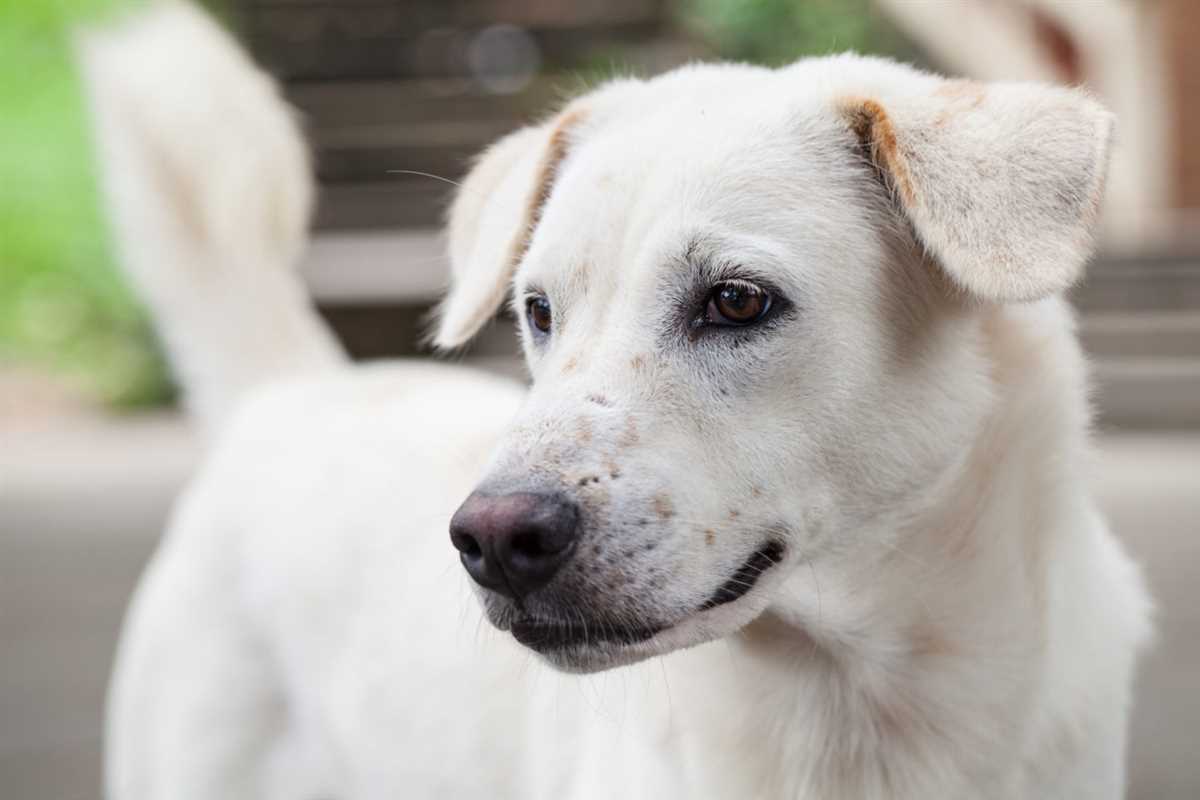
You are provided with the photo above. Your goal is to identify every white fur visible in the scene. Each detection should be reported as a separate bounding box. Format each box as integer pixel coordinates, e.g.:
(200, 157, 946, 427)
(89, 5, 1152, 799)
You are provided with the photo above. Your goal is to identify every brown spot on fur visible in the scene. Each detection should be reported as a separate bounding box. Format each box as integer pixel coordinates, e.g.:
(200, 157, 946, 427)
(575, 417, 592, 445)
(933, 80, 985, 128)
(653, 493, 674, 520)
(728, 509, 740, 520)
(704, 529, 716, 547)
(910, 625, 955, 660)
(751, 487, 763, 498)
(841, 97, 917, 207)
(618, 417, 639, 448)
(515, 107, 588, 263)
(563, 356, 578, 373)
(630, 354, 647, 371)
(935, 79, 985, 104)
(605, 461, 621, 480)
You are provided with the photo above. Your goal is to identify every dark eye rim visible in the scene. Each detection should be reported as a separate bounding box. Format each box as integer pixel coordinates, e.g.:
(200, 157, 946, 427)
(524, 293, 553, 335)
(694, 279, 776, 330)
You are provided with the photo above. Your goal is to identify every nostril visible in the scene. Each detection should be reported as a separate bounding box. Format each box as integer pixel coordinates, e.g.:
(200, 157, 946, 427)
(450, 529, 482, 558)
(511, 530, 556, 559)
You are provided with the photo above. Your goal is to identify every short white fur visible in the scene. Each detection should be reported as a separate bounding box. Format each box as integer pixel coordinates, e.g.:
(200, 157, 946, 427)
(89, 4, 1151, 799)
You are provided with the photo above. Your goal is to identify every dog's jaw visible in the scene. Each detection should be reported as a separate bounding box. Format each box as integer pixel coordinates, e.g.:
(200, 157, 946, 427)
(477, 537, 793, 672)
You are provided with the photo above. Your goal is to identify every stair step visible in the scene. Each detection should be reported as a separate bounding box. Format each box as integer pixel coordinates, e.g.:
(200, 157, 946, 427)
(1094, 358, 1200, 428)
(1081, 313, 1200, 359)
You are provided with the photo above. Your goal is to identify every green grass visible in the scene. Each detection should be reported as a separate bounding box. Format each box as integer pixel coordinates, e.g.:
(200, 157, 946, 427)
(0, 0, 174, 406)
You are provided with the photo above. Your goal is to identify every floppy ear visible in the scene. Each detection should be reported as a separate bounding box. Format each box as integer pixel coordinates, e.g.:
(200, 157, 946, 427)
(434, 110, 586, 349)
(840, 79, 1114, 302)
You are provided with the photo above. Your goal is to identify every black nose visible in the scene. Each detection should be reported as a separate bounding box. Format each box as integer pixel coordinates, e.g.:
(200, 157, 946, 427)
(449, 491, 580, 598)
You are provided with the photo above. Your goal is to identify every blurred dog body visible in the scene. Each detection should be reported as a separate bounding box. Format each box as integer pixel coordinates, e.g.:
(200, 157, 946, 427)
(84, 4, 1151, 799)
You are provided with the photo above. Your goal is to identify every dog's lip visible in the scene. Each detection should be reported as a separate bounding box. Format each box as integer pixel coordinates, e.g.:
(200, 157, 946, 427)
(509, 617, 662, 651)
(698, 539, 786, 612)
(502, 539, 786, 654)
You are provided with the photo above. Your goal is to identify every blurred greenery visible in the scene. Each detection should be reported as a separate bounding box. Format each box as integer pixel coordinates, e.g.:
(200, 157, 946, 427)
(0, 0, 176, 407)
(679, 0, 918, 65)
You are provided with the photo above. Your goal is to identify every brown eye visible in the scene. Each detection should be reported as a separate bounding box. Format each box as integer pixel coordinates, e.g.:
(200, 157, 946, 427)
(526, 295, 553, 334)
(706, 281, 770, 326)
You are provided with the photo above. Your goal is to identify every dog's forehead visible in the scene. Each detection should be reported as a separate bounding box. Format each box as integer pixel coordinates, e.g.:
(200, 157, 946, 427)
(521, 78, 865, 300)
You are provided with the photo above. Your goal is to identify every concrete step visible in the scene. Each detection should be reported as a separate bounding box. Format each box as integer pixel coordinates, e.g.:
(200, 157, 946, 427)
(301, 229, 448, 303)
(1094, 358, 1200, 429)
(1081, 313, 1200, 427)
(314, 181, 453, 230)
(1080, 312, 1200, 359)
(1073, 254, 1200, 313)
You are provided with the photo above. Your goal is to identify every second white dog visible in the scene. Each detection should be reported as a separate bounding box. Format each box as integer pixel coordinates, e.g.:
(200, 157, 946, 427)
(84, 5, 1151, 799)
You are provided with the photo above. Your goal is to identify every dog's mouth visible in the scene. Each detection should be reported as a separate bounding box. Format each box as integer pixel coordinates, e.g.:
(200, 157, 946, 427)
(506, 539, 786, 656)
(699, 539, 786, 611)
(510, 617, 662, 651)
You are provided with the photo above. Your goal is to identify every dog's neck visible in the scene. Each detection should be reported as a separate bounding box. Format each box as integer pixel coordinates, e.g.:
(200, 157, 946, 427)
(742, 301, 1091, 795)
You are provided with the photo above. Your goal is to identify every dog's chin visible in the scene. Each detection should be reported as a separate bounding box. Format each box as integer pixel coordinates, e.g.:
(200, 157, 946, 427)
(482, 539, 789, 673)
(488, 593, 780, 673)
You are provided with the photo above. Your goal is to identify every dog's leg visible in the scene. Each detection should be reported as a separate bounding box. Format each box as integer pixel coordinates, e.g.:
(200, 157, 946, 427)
(106, 486, 324, 800)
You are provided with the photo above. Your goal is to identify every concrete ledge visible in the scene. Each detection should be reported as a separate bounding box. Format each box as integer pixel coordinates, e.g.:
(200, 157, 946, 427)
(1094, 358, 1200, 429)
(1081, 312, 1200, 359)
(301, 229, 447, 303)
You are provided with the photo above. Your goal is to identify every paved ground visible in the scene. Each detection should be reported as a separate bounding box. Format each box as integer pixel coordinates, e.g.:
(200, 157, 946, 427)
(1, 414, 1197, 799)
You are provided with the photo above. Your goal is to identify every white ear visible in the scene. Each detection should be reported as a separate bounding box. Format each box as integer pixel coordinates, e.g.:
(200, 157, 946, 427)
(840, 78, 1114, 302)
(434, 110, 586, 349)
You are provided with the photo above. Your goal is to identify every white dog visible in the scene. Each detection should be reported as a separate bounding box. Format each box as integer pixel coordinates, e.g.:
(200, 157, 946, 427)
(82, 4, 1152, 798)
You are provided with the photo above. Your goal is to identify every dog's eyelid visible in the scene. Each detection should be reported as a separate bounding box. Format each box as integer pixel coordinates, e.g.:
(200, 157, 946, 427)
(680, 247, 789, 300)
(700, 270, 791, 312)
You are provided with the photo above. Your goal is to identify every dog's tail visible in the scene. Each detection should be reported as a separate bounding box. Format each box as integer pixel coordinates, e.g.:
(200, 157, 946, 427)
(77, 2, 345, 435)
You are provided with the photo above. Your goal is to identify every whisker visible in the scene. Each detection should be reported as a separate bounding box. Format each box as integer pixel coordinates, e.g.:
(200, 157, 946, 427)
(386, 168, 463, 187)
(806, 557, 823, 628)
(878, 538, 933, 571)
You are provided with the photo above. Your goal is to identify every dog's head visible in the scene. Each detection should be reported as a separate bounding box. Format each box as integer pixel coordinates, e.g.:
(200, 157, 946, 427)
(439, 56, 1111, 672)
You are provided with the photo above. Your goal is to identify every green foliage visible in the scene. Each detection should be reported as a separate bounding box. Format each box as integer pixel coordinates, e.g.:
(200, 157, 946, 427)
(0, 0, 177, 406)
(679, 0, 918, 65)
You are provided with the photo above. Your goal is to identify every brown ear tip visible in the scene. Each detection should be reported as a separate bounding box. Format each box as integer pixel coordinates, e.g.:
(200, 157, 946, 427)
(838, 95, 916, 207)
(839, 96, 886, 140)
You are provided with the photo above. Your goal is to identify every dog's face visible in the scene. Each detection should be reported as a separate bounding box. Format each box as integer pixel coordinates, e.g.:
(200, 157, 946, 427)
(439, 57, 1111, 671)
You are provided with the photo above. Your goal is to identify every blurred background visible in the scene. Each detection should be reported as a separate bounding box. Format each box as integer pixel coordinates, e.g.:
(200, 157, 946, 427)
(1, 1, 1197, 797)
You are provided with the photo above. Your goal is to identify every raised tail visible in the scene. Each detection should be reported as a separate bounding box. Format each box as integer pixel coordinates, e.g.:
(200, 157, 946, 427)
(77, 2, 345, 435)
